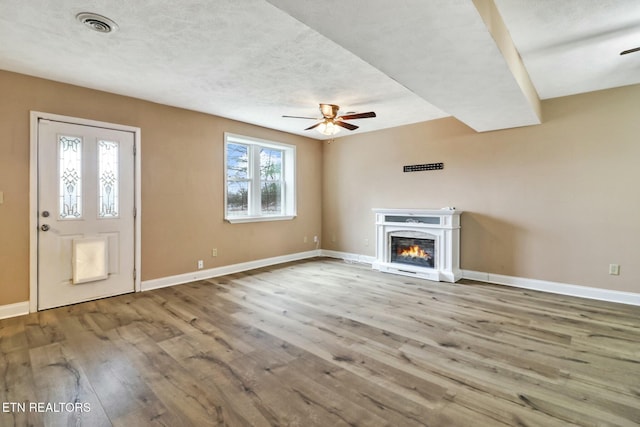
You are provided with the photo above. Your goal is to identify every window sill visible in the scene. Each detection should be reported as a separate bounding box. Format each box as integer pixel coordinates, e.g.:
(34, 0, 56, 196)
(225, 215, 296, 224)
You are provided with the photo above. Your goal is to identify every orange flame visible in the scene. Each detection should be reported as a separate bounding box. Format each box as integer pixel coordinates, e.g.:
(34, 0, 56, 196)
(398, 245, 431, 259)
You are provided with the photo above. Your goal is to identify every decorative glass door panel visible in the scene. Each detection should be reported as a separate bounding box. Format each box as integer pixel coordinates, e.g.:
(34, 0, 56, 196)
(98, 140, 119, 218)
(59, 135, 83, 219)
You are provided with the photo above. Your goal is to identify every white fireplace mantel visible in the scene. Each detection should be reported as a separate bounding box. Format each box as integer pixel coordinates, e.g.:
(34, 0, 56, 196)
(372, 208, 462, 282)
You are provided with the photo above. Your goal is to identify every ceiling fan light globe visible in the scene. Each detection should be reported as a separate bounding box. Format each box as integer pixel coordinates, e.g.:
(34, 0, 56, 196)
(317, 120, 341, 136)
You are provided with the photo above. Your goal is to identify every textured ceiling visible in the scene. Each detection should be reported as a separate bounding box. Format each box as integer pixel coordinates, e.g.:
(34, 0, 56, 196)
(494, 0, 640, 99)
(0, 0, 638, 139)
(265, 0, 542, 132)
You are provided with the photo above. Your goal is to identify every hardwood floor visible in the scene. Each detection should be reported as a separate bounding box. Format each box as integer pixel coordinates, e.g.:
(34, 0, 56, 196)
(1, 257, 639, 426)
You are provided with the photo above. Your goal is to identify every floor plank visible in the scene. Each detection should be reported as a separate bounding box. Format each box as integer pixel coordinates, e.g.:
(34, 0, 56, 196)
(1, 257, 639, 426)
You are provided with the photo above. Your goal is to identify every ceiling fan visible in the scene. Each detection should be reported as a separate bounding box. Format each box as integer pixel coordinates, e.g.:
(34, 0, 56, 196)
(283, 103, 376, 136)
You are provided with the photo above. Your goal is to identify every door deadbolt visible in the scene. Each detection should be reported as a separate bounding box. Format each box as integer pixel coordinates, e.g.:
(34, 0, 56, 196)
(42, 211, 50, 217)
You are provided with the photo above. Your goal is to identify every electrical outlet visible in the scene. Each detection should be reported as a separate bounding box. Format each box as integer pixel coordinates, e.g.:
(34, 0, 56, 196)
(331, 234, 336, 243)
(212, 248, 218, 257)
(304, 236, 308, 243)
(313, 235, 318, 243)
(0, 191, 3, 204)
(197, 260, 204, 269)
(609, 264, 620, 275)
(364, 238, 369, 247)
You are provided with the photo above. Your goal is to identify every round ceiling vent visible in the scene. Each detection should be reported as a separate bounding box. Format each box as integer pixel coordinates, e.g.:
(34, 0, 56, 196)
(76, 12, 118, 34)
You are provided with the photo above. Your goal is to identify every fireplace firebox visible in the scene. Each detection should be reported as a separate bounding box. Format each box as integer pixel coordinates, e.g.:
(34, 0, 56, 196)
(373, 208, 462, 282)
(390, 236, 435, 268)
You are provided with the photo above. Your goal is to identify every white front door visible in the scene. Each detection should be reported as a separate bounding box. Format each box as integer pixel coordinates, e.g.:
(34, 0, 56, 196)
(37, 119, 136, 310)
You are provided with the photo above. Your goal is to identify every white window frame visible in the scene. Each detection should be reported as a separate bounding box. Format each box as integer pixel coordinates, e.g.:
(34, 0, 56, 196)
(224, 133, 296, 223)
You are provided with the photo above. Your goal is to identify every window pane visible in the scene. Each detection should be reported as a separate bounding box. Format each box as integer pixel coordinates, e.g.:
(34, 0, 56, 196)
(260, 148, 282, 180)
(98, 140, 119, 218)
(227, 181, 249, 216)
(59, 135, 82, 219)
(227, 143, 249, 180)
(261, 181, 281, 214)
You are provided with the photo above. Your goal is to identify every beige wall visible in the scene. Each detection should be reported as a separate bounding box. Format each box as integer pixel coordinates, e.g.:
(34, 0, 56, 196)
(0, 70, 322, 306)
(322, 84, 640, 294)
(1, 69, 638, 307)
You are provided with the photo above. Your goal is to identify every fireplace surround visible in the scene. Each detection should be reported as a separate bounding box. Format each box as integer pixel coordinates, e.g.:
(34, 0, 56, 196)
(373, 208, 462, 282)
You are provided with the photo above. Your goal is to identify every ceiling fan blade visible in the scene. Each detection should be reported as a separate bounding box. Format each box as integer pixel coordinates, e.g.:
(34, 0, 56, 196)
(338, 111, 376, 120)
(620, 46, 640, 55)
(282, 115, 319, 120)
(335, 121, 358, 131)
(305, 122, 322, 131)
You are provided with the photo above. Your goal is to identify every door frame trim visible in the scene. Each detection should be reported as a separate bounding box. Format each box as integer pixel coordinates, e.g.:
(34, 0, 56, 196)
(29, 111, 142, 312)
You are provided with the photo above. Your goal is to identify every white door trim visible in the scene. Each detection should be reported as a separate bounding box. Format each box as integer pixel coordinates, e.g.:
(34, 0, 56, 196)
(29, 111, 142, 313)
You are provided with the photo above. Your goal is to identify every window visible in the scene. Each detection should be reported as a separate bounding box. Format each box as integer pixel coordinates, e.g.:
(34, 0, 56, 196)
(224, 133, 296, 223)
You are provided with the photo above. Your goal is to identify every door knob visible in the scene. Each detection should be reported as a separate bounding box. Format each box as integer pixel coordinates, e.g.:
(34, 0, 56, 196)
(41, 224, 50, 232)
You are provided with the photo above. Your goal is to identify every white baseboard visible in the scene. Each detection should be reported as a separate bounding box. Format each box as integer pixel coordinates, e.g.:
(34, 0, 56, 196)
(462, 270, 640, 307)
(4, 251, 637, 321)
(318, 250, 640, 307)
(320, 249, 376, 264)
(141, 250, 322, 291)
(0, 301, 30, 320)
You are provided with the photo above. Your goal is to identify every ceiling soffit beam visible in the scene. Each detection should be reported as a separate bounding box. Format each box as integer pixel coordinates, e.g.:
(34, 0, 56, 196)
(472, 0, 541, 122)
(266, 0, 541, 132)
